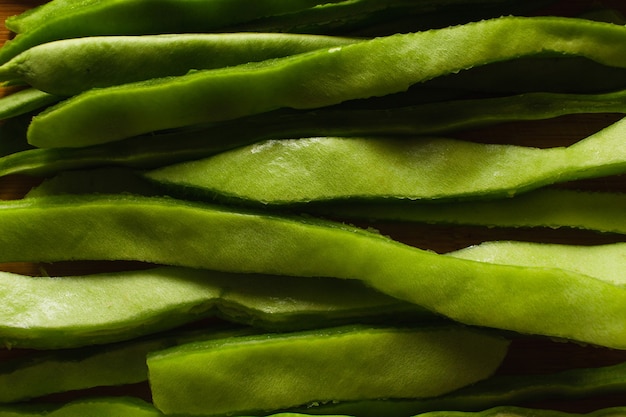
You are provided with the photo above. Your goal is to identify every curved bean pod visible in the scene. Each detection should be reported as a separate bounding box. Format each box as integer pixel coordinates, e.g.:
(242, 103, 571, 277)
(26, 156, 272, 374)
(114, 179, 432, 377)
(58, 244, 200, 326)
(0, 266, 425, 350)
(145, 117, 626, 204)
(300, 359, 626, 416)
(26, 16, 626, 147)
(307, 189, 626, 235)
(0, 195, 624, 348)
(0, 0, 338, 64)
(0, 33, 359, 96)
(1, 87, 626, 177)
(147, 325, 510, 416)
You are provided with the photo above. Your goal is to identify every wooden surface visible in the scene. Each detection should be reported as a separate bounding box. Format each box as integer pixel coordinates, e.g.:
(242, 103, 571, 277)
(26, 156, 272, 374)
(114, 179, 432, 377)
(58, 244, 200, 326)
(0, 0, 625, 414)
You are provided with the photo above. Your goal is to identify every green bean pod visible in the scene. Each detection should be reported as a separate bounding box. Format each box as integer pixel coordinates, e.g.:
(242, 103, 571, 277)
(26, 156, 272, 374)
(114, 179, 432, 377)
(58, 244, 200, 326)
(3, 87, 626, 177)
(0, 88, 61, 120)
(0, 266, 427, 350)
(299, 359, 626, 416)
(306, 188, 626, 235)
(145, 117, 626, 204)
(0, 0, 340, 64)
(0, 326, 256, 403)
(0, 397, 163, 417)
(0, 33, 359, 96)
(26, 16, 626, 148)
(0, 194, 624, 348)
(147, 325, 510, 416)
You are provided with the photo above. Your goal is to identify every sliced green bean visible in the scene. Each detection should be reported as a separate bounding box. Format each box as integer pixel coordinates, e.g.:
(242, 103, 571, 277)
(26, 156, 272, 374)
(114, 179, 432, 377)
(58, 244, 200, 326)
(0, 266, 428, 349)
(0, 0, 341, 64)
(147, 325, 510, 416)
(301, 358, 626, 416)
(305, 188, 626, 235)
(0, 88, 61, 120)
(0, 326, 255, 403)
(26, 16, 626, 148)
(0, 34, 359, 96)
(3, 87, 626, 177)
(145, 117, 626, 204)
(0, 194, 624, 348)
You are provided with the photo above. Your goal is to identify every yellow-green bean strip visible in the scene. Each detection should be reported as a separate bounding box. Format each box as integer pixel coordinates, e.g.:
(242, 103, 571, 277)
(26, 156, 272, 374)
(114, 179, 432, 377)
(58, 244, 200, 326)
(145, 117, 626, 204)
(0, 326, 256, 403)
(147, 325, 510, 416)
(306, 188, 626, 235)
(0, 266, 427, 350)
(0, 33, 359, 96)
(2, 87, 626, 177)
(0, 0, 341, 64)
(0, 88, 61, 120)
(0, 194, 624, 348)
(27, 16, 626, 148)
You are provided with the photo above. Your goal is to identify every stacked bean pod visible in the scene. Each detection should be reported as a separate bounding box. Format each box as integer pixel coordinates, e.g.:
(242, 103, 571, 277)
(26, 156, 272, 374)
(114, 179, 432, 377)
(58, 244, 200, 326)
(0, 0, 625, 416)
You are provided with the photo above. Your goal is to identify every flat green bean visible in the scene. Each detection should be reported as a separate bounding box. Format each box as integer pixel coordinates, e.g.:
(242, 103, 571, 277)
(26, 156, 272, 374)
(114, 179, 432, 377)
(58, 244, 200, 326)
(145, 117, 626, 204)
(147, 325, 510, 416)
(0, 0, 340, 64)
(306, 188, 626, 235)
(0, 194, 624, 348)
(0, 88, 60, 120)
(26, 16, 626, 148)
(3, 87, 626, 177)
(0, 33, 359, 96)
(298, 358, 626, 416)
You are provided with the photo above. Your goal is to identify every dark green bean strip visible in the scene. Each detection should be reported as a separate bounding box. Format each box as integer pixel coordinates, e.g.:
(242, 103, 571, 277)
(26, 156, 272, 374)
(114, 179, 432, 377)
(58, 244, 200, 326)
(0, 266, 429, 349)
(4, 87, 626, 177)
(145, 118, 626, 204)
(0, 397, 163, 417)
(27, 16, 626, 148)
(306, 188, 626, 235)
(0, 0, 341, 65)
(0, 326, 255, 403)
(0, 88, 61, 120)
(0, 34, 359, 96)
(298, 359, 626, 416)
(228, 0, 550, 35)
(147, 325, 510, 416)
(0, 194, 625, 348)
(414, 406, 626, 417)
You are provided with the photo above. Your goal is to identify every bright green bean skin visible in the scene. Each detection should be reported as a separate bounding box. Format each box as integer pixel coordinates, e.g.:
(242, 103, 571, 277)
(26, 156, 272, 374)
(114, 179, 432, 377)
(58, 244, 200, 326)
(26, 16, 626, 148)
(147, 325, 510, 416)
(0, 0, 337, 65)
(0, 195, 625, 348)
(4, 88, 626, 177)
(145, 118, 626, 204)
(0, 34, 359, 96)
(0, 265, 427, 349)
(299, 359, 626, 416)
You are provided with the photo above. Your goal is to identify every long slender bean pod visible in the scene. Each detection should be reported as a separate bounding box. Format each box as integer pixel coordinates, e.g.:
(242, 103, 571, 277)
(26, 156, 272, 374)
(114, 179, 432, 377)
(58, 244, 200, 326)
(0, 266, 426, 349)
(306, 189, 626, 235)
(299, 359, 626, 416)
(0, 326, 256, 403)
(0, 194, 624, 348)
(0, 0, 341, 65)
(3, 87, 626, 177)
(147, 325, 510, 416)
(0, 33, 359, 96)
(26, 16, 626, 148)
(0, 88, 60, 120)
(145, 117, 626, 204)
